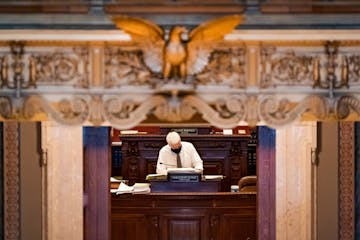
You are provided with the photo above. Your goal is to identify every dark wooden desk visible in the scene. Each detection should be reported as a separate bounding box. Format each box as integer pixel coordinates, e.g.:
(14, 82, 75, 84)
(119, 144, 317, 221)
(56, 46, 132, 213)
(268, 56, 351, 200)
(150, 180, 222, 192)
(119, 135, 250, 191)
(111, 192, 256, 240)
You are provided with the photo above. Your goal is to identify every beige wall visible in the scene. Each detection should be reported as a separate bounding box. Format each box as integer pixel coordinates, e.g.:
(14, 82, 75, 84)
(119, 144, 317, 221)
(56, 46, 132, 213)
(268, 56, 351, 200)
(317, 122, 339, 240)
(20, 122, 42, 240)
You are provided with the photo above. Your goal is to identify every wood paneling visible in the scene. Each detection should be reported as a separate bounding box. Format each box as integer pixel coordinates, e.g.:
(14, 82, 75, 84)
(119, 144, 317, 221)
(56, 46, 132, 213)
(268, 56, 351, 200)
(111, 193, 256, 240)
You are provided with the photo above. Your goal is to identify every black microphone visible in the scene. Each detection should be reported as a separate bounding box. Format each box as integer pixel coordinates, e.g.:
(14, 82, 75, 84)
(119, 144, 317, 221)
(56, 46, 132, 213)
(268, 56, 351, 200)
(159, 162, 177, 167)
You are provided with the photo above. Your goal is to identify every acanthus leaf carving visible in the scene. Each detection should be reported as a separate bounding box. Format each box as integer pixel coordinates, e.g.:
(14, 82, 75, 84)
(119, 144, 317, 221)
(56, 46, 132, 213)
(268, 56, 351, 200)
(260, 46, 316, 88)
(24, 95, 89, 125)
(104, 95, 165, 129)
(259, 95, 329, 128)
(183, 95, 246, 129)
(195, 47, 246, 88)
(104, 47, 153, 88)
(30, 47, 89, 88)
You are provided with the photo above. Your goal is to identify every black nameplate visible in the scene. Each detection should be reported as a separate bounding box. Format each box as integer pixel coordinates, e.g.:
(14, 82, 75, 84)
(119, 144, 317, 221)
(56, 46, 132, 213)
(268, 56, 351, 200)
(168, 173, 201, 182)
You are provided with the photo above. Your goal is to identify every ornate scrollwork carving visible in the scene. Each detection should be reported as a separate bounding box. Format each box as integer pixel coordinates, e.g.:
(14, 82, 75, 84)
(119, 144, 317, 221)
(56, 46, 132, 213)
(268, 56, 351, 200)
(259, 95, 328, 127)
(104, 95, 164, 129)
(182, 95, 246, 128)
(104, 48, 153, 88)
(260, 46, 315, 88)
(272, 51, 313, 85)
(347, 55, 360, 82)
(335, 95, 360, 120)
(24, 95, 89, 125)
(153, 94, 198, 122)
(30, 47, 89, 88)
(313, 41, 349, 94)
(195, 47, 246, 88)
(0, 96, 13, 119)
(1, 41, 37, 97)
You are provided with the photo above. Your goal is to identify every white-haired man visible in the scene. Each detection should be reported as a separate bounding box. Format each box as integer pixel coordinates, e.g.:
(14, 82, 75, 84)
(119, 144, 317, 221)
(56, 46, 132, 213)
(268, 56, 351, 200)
(156, 131, 203, 175)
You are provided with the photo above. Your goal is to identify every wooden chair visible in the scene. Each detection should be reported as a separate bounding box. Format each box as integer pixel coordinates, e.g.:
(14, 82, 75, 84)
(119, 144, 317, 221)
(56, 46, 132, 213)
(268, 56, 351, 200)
(238, 175, 257, 193)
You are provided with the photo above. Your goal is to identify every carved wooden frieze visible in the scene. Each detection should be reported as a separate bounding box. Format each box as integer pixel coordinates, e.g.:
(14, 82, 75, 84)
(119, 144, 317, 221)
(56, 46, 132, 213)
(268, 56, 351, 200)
(0, 29, 360, 127)
(0, 44, 89, 89)
(260, 46, 321, 88)
(195, 47, 246, 88)
(104, 47, 153, 88)
(29, 46, 89, 88)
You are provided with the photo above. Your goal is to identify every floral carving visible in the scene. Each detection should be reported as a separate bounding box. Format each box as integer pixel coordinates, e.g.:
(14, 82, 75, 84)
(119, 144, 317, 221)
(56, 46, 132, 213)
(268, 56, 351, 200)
(347, 55, 360, 82)
(30, 47, 89, 88)
(260, 47, 316, 88)
(104, 48, 153, 88)
(195, 47, 246, 88)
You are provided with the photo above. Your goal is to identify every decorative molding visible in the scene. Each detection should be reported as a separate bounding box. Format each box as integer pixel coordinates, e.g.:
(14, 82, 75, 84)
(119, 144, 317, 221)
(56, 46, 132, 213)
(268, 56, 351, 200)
(339, 122, 355, 240)
(0, 30, 360, 128)
(195, 47, 246, 88)
(260, 46, 316, 88)
(30, 46, 89, 88)
(0, 93, 358, 129)
(3, 122, 20, 240)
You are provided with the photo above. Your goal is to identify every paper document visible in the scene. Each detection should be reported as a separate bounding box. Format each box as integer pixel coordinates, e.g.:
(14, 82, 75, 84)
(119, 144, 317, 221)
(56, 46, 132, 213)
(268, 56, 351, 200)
(133, 183, 151, 194)
(115, 182, 134, 194)
(111, 182, 150, 195)
(110, 177, 122, 182)
(204, 175, 224, 180)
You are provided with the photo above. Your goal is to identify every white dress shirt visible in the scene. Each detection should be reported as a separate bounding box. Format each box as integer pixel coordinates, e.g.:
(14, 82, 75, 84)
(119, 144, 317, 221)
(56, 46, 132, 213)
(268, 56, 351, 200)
(156, 141, 203, 175)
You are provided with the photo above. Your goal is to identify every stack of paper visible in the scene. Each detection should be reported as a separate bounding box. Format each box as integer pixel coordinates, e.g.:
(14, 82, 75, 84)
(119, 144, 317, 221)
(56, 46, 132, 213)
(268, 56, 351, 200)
(111, 182, 134, 194)
(132, 183, 151, 194)
(111, 182, 150, 194)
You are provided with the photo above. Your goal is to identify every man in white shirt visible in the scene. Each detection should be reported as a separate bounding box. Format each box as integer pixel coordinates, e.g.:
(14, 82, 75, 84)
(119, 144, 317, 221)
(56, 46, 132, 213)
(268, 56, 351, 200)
(156, 131, 203, 175)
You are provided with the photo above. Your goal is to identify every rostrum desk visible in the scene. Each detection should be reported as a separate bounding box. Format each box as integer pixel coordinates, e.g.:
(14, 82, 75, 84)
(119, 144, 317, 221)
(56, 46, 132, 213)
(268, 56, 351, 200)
(112, 134, 256, 239)
(119, 134, 251, 191)
(111, 192, 256, 240)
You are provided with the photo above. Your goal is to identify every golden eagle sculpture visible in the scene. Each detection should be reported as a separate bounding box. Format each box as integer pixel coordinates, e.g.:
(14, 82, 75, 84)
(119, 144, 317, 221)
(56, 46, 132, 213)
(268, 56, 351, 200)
(112, 15, 244, 80)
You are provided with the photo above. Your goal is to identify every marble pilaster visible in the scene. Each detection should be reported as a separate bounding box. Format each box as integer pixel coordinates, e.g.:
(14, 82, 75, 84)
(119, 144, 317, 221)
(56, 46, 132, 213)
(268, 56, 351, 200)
(41, 122, 83, 240)
(276, 122, 317, 240)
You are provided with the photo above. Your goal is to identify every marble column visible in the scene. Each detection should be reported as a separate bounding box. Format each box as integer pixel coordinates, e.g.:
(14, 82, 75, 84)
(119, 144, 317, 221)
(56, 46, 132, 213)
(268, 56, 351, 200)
(276, 122, 317, 240)
(41, 121, 83, 240)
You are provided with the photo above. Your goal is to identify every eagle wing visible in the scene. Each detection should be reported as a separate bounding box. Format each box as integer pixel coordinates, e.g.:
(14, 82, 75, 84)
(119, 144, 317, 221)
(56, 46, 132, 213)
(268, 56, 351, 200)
(112, 16, 165, 73)
(187, 15, 244, 75)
